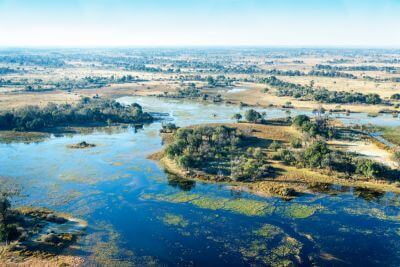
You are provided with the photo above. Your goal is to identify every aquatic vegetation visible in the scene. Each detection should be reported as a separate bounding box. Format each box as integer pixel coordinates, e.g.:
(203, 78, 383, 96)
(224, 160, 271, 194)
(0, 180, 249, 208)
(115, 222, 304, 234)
(67, 141, 96, 149)
(83, 221, 159, 266)
(343, 207, 400, 221)
(0, 131, 50, 144)
(241, 224, 303, 266)
(253, 224, 283, 238)
(191, 197, 227, 210)
(276, 203, 323, 219)
(141, 191, 272, 216)
(223, 198, 272, 216)
(161, 213, 189, 228)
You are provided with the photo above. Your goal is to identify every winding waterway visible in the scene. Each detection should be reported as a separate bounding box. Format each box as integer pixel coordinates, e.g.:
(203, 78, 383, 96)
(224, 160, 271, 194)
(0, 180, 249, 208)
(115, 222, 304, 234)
(1, 96, 399, 266)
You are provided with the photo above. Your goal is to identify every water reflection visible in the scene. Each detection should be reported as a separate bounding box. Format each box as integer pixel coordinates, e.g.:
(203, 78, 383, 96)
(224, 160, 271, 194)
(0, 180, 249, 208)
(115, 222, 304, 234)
(167, 173, 196, 191)
(353, 187, 385, 202)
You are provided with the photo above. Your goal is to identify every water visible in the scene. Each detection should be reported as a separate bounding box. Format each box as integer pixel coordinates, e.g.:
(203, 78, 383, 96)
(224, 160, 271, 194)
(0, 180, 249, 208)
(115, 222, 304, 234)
(1, 96, 399, 266)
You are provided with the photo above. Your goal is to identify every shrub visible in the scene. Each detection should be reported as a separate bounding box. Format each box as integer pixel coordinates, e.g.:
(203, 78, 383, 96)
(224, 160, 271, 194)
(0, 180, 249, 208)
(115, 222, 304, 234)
(355, 159, 385, 179)
(303, 141, 331, 168)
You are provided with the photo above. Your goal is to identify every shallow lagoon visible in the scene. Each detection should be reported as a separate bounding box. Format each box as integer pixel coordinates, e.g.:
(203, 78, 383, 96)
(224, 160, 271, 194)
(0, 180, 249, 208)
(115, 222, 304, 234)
(1, 96, 400, 266)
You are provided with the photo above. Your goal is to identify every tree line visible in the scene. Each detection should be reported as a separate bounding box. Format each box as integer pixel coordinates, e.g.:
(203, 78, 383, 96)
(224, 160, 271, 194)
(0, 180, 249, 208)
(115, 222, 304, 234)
(0, 97, 153, 131)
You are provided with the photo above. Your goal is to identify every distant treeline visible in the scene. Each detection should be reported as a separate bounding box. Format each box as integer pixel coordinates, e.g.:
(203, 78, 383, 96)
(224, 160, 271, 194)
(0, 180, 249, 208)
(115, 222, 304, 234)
(0, 98, 153, 131)
(308, 70, 357, 79)
(0, 55, 65, 68)
(315, 64, 398, 73)
(260, 76, 383, 105)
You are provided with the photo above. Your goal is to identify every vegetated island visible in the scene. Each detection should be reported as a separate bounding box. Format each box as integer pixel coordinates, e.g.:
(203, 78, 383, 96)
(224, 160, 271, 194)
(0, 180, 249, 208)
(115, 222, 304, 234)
(0, 186, 86, 266)
(0, 97, 153, 132)
(67, 141, 96, 149)
(154, 111, 400, 198)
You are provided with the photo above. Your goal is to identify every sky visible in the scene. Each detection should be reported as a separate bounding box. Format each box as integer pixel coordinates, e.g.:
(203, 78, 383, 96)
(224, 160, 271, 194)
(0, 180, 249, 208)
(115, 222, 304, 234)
(0, 0, 400, 47)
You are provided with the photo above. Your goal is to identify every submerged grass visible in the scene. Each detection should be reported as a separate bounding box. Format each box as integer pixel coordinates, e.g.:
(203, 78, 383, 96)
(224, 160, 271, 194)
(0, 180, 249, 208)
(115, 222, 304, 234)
(0, 131, 50, 144)
(141, 191, 272, 216)
(253, 224, 283, 238)
(161, 213, 189, 228)
(343, 207, 400, 221)
(241, 224, 303, 266)
(276, 203, 323, 219)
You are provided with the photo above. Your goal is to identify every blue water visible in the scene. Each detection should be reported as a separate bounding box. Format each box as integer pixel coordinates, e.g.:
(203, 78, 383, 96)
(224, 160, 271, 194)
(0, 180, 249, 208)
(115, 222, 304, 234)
(0, 96, 399, 266)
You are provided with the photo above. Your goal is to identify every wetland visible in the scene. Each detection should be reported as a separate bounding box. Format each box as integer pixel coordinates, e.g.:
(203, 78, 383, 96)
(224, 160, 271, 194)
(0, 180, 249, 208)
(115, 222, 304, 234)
(1, 95, 400, 266)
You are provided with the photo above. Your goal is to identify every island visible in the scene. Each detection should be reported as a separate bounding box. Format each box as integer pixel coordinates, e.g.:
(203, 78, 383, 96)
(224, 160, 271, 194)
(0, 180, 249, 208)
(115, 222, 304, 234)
(154, 112, 400, 198)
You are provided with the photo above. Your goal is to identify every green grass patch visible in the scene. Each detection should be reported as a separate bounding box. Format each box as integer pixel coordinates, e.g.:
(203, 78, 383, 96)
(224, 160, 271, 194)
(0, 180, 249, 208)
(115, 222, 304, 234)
(382, 126, 400, 146)
(161, 213, 189, 228)
(253, 224, 283, 238)
(141, 191, 272, 217)
(276, 203, 322, 219)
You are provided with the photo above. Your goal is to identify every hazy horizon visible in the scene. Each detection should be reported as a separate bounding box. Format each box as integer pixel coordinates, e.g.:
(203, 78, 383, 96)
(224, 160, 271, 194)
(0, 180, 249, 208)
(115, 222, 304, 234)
(1, 0, 400, 47)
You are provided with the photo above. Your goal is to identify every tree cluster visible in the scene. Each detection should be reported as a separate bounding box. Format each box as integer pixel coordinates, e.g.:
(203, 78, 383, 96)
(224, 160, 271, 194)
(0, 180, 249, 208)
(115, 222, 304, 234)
(0, 98, 153, 131)
(165, 126, 271, 182)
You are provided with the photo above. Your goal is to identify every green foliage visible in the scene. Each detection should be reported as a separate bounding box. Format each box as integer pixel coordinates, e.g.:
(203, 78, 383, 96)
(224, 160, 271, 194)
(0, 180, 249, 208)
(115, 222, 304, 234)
(290, 138, 302, 148)
(232, 113, 242, 122)
(166, 125, 271, 182)
(0, 98, 153, 131)
(161, 123, 179, 133)
(278, 149, 297, 165)
(244, 109, 263, 123)
(303, 141, 331, 168)
(292, 115, 335, 138)
(391, 94, 400, 100)
(293, 115, 310, 127)
(355, 159, 385, 179)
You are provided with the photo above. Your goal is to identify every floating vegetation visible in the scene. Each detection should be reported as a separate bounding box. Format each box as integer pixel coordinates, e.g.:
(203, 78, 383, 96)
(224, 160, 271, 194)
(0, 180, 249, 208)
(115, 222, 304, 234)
(223, 198, 272, 216)
(276, 203, 323, 219)
(67, 141, 96, 149)
(343, 207, 400, 221)
(141, 191, 272, 216)
(241, 224, 303, 266)
(141, 191, 201, 203)
(160, 213, 189, 228)
(0, 131, 50, 144)
(253, 224, 283, 238)
(191, 197, 227, 210)
(83, 221, 158, 266)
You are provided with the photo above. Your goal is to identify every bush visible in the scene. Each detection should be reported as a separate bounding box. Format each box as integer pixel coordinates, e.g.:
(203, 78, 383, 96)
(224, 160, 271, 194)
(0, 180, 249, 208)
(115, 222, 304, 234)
(355, 159, 385, 179)
(269, 141, 281, 151)
(244, 109, 262, 123)
(290, 138, 302, 148)
(303, 141, 331, 168)
(279, 149, 297, 165)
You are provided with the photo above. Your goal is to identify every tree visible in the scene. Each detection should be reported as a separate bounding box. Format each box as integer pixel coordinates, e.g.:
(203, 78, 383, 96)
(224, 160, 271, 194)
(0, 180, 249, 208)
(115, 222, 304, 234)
(0, 182, 20, 243)
(207, 76, 215, 86)
(303, 141, 330, 168)
(244, 109, 262, 123)
(355, 159, 383, 179)
(232, 113, 242, 122)
(293, 115, 310, 127)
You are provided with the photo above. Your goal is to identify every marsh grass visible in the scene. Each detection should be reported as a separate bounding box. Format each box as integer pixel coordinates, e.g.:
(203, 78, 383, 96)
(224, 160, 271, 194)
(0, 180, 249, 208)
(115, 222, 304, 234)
(276, 203, 323, 219)
(141, 191, 272, 216)
(160, 213, 189, 228)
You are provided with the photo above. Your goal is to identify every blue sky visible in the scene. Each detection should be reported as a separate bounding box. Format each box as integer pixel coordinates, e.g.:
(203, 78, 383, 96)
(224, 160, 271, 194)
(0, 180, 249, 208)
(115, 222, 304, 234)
(0, 0, 399, 47)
